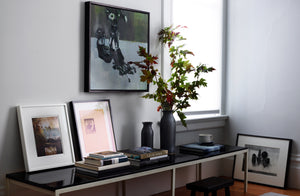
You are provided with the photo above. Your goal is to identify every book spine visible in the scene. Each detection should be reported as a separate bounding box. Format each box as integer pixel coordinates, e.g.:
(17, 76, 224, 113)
(85, 156, 128, 166)
(124, 150, 168, 160)
(129, 156, 169, 167)
(149, 154, 168, 160)
(75, 162, 97, 170)
(89, 152, 124, 159)
(89, 154, 125, 160)
(85, 159, 112, 166)
(108, 156, 128, 164)
(75, 161, 130, 171)
(102, 152, 124, 158)
(124, 153, 141, 159)
(127, 154, 168, 161)
(140, 150, 168, 159)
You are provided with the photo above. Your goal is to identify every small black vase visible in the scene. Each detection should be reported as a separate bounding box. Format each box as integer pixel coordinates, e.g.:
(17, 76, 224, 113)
(160, 111, 176, 155)
(141, 122, 154, 148)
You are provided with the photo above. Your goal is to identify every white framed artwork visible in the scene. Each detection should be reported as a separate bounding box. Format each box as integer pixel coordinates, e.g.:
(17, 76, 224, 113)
(17, 104, 75, 172)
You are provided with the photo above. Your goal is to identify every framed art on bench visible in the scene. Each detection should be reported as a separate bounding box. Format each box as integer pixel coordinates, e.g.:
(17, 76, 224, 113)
(17, 104, 75, 172)
(71, 100, 116, 160)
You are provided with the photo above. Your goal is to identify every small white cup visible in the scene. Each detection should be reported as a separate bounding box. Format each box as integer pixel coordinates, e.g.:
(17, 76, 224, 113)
(199, 134, 213, 144)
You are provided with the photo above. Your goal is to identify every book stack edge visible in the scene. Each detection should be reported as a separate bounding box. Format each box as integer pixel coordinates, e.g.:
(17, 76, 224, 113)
(120, 146, 169, 167)
(75, 151, 130, 173)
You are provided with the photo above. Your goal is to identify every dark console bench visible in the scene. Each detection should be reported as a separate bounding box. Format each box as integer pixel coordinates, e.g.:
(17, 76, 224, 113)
(6, 145, 248, 196)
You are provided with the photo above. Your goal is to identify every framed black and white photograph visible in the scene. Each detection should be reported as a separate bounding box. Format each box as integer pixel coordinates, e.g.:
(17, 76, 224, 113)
(233, 134, 292, 188)
(17, 104, 75, 172)
(85, 1, 150, 92)
(71, 100, 117, 159)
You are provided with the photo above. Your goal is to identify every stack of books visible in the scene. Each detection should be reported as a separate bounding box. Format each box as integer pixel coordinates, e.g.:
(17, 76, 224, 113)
(75, 151, 130, 172)
(120, 146, 169, 167)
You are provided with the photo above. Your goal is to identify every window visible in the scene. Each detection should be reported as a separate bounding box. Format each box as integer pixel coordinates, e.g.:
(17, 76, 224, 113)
(171, 0, 224, 119)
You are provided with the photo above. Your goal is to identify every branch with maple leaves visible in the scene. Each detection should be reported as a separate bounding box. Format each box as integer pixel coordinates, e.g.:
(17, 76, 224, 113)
(129, 25, 215, 127)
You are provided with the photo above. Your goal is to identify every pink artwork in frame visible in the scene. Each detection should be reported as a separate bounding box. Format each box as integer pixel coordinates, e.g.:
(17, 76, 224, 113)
(72, 100, 116, 159)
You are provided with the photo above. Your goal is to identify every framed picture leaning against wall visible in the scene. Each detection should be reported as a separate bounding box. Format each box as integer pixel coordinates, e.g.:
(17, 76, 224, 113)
(71, 100, 116, 160)
(17, 104, 75, 172)
(233, 133, 292, 188)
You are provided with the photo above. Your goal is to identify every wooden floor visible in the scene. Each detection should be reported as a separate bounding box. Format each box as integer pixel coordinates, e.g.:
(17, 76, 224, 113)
(153, 180, 300, 196)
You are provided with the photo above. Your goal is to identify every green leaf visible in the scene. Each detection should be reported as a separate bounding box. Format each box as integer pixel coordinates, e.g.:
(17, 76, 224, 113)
(129, 25, 215, 115)
(177, 111, 187, 127)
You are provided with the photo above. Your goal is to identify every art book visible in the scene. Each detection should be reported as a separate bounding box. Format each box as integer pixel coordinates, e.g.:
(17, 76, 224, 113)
(121, 146, 168, 160)
(179, 143, 224, 155)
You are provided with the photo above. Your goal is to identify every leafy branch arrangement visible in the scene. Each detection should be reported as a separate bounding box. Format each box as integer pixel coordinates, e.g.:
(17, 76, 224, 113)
(129, 25, 215, 127)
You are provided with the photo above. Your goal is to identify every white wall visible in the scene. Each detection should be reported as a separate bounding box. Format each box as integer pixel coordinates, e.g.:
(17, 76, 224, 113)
(226, 0, 300, 188)
(0, 0, 163, 194)
(0, 0, 226, 195)
(5, 0, 300, 193)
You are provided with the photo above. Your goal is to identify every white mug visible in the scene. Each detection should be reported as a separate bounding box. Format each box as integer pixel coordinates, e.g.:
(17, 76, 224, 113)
(199, 134, 213, 144)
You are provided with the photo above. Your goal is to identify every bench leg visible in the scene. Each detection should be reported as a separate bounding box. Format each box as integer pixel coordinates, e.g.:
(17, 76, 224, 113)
(225, 187, 230, 196)
(190, 190, 196, 196)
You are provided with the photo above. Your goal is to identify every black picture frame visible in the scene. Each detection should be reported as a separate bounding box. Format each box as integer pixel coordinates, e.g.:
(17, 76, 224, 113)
(84, 1, 150, 92)
(71, 100, 117, 160)
(233, 133, 292, 188)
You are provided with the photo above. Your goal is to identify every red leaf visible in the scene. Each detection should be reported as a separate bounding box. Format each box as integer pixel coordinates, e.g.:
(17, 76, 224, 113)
(157, 105, 162, 112)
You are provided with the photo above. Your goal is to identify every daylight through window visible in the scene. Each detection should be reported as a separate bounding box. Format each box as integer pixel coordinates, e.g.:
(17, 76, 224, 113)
(172, 0, 223, 118)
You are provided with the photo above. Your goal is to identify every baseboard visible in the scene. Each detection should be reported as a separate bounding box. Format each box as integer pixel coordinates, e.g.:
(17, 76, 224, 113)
(286, 153, 300, 189)
(290, 153, 300, 169)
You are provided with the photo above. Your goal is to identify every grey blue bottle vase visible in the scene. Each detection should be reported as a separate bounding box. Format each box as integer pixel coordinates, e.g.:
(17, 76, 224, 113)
(141, 122, 154, 148)
(160, 111, 176, 154)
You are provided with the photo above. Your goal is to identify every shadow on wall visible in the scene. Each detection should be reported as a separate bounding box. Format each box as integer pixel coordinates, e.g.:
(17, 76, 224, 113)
(0, 107, 25, 184)
(116, 95, 142, 150)
(79, 1, 86, 93)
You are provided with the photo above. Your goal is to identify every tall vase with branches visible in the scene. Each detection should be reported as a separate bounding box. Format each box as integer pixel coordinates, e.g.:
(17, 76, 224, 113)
(130, 25, 215, 153)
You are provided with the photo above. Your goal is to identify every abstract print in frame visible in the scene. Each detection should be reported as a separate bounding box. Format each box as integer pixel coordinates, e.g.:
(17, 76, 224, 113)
(71, 100, 116, 159)
(17, 104, 75, 172)
(31, 116, 63, 157)
(85, 1, 150, 92)
(233, 133, 292, 188)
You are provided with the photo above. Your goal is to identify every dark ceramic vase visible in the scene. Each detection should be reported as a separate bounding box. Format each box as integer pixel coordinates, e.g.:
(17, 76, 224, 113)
(141, 122, 154, 148)
(160, 111, 176, 155)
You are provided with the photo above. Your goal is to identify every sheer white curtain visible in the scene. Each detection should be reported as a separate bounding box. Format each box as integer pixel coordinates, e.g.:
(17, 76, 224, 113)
(172, 0, 223, 117)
